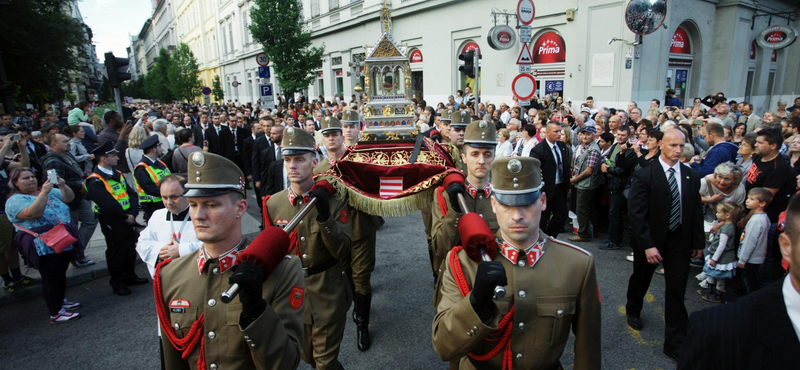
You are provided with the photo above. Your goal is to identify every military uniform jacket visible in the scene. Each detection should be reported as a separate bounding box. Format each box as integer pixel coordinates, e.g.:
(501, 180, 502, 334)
(265, 189, 353, 325)
(432, 231, 601, 370)
(157, 241, 305, 370)
(430, 183, 498, 274)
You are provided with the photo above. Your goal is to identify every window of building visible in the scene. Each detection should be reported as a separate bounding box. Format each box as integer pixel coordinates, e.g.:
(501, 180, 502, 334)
(222, 23, 229, 54)
(329, 0, 339, 11)
(311, 0, 320, 17)
(243, 9, 251, 45)
(228, 22, 234, 52)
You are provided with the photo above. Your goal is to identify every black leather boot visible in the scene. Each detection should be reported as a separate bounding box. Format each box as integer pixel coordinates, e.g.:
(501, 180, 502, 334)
(355, 293, 372, 351)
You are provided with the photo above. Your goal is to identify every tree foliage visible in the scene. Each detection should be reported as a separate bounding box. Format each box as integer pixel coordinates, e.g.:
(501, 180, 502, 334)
(120, 78, 148, 99)
(145, 48, 175, 103)
(212, 75, 224, 103)
(167, 43, 202, 103)
(0, 0, 85, 104)
(249, 0, 324, 101)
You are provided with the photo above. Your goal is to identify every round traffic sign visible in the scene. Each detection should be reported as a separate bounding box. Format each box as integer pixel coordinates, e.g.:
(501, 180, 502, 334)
(256, 52, 269, 66)
(232, 81, 240, 87)
(517, 0, 535, 26)
(511, 73, 536, 101)
(201, 87, 212, 95)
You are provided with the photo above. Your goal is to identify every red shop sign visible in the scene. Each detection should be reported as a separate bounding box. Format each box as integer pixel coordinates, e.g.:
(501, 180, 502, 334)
(532, 32, 566, 64)
(410, 49, 423, 63)
(335, 70, 343, 76)
(670, 27, 692, 54)
(461, 41, 480, 54)
(764, 30, 787, 44)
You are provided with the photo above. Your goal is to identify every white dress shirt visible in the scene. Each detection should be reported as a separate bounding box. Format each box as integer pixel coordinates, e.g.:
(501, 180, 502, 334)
(546, 139, 562, 184)
(783, 275, 800, 341)
(658, 157, 683, 194)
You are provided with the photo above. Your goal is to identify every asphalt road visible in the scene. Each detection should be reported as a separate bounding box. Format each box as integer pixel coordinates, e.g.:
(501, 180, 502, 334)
(0, 206, 718, 370)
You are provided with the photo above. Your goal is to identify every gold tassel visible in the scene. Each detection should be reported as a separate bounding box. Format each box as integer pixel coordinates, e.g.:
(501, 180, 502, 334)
(318, 174, 434, 217)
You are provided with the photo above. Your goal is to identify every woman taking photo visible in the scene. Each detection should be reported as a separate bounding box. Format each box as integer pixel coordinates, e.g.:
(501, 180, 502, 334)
(6, 167, 81, 323)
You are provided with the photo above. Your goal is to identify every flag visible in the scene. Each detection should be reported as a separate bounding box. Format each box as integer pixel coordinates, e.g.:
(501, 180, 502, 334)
(379, 177, 403, 198)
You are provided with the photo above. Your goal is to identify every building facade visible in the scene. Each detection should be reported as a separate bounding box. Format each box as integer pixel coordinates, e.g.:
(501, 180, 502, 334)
(177, 0, 222, 104)
(64, 0, 103, 103)
(217, 0, 272, 105)
(300, 0, 800, 115)
(153, 0, 179, 54)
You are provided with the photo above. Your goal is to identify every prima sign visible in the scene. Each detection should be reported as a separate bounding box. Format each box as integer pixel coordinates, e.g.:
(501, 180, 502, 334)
(757, 25, 798, 50)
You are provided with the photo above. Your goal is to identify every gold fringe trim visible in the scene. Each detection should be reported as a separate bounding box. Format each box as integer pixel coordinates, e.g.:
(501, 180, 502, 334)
(318, 174, 434, 217)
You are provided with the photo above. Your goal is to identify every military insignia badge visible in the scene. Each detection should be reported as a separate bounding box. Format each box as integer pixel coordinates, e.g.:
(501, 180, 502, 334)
(289, 286, 304, 310)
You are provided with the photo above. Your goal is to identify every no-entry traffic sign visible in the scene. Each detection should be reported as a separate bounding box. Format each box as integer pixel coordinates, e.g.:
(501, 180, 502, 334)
(517, 0, 535, 26)
(512, 73, 537, 101)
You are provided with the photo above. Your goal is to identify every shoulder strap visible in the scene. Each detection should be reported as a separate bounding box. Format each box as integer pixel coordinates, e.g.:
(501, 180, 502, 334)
(436, 186, 448, 217)
(13, 223, 41, 238)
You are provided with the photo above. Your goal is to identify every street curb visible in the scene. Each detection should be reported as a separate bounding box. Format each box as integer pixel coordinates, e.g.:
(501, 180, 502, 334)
(0, 260, 147, 308)
(0, 231, 263, 308)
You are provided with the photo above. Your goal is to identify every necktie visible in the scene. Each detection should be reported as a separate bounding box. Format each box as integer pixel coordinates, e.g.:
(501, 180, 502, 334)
(668, 168, 681, 231)
(553, 144, 562, 184)
(276, 146, 282, 160)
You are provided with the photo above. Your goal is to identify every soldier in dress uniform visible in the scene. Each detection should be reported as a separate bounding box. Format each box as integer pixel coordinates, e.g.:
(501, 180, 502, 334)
(432, 156, 602, 370)
(84, 141, 147, 296)
(341, 110, 361, 148)
(264, 127, 352, 370)
(423, 109, 454, 279)
(155, 151, 305, 370)
(134, 135, 171, 222)
(448, 110, 470, 153)
(431, 120, 498, 306)
(313, 114, 382, 351)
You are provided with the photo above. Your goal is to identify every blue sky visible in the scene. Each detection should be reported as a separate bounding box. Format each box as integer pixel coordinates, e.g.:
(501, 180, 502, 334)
(78, 0, 154, 58)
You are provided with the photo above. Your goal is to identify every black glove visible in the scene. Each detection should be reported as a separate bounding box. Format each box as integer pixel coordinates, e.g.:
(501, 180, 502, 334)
(446, 181, 467, 213)
(310, 188, 331, 221)
(228, 261, 267, 320)
(469, 261, 507, 322)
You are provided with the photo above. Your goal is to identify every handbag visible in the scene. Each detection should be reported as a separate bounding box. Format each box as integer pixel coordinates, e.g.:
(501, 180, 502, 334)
(14, 201, 77, 254)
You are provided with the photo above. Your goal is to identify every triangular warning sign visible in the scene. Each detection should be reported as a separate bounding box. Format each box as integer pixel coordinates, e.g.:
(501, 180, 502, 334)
(517, 43, 534, 65)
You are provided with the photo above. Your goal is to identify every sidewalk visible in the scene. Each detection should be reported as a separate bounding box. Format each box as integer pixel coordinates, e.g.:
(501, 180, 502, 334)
(0, 210, 264, 307)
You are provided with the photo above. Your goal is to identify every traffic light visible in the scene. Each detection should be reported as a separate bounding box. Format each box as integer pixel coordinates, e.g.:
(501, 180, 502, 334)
(458, 51, 475, 78)
(104, 52, 131, 88)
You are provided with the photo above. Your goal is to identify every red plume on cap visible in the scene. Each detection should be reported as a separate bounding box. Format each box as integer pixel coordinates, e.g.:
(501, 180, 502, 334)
(236, 226, 290, 279)
(457, 213, 498, 262)
(442, 172, 465, 189)
(311, 179, 335, 196)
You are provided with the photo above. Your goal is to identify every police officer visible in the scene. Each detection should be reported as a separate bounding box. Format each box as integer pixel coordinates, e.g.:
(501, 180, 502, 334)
(432, 157, 602, 370)
(313, 114, 382, 351)
(85, 141, 147, 296)
(264, 127, 352, 370)
(155, 151, 305, 370)
(134, 135, 171, 222)
(431, 120, 498, 305)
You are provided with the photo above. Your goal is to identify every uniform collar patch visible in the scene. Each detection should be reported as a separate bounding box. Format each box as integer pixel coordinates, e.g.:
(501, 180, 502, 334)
(498, 238, 546, 267)
(287, 188, 311, 206)
(466, 182, 492, 199)
(196, 243, 242, 275)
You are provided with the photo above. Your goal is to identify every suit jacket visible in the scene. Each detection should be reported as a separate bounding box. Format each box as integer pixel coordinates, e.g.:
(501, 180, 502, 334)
(233, 126, 251, 156)
(257, 143, 281, 198)
(678, 278, 800, 369)
(265, 159, 285, 196)
(242, 134, 256, 178)
(530, 139, 571, 197)
(739, 113, 761, 134)
(204, 125, 235, 160)
(628, 160, 704, 252)
(189, 123, 204, 146)
(251, 135, 272, 189)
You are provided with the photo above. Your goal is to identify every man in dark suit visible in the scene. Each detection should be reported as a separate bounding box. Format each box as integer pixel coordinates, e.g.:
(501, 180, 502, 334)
(678, 192, 800, 369)
(530, 121, 571, 237)
(204, 113, 235, 161)
(242, 121, 260, 191)
(626, 129, 704, 360)
(257, 125, 284, 199)
(251, 117, 274, 198)
(264, 159, 286, 196)
(231, 115, 251, 186)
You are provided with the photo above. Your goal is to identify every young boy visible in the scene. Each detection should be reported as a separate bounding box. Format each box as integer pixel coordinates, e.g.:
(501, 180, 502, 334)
(738, 187, 773, 293)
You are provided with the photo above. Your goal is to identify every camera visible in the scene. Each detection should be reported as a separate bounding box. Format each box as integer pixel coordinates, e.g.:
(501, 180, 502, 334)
(12, 134, 20, 141)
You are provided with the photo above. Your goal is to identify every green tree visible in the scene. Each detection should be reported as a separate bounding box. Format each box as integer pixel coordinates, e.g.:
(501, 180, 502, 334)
(99, 77, 111, 102)
(145, 48, 175, 103)
(212, 75, 224, 103)
(249, 0, 324, 102)
(0, 0, 85, 107)
(167, 43, 202, 103)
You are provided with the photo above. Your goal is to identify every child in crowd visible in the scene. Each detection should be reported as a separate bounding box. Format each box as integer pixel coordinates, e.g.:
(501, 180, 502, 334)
(737, 188, 773, 293)
(698, 202, 741, 303)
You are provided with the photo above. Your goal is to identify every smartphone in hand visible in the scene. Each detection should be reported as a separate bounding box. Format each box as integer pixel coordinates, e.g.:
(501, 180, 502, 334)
(47, 169, 58, 184)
